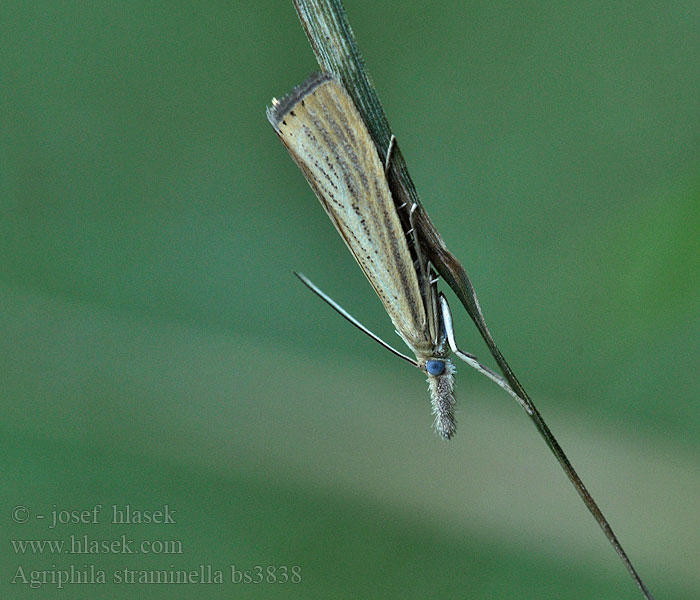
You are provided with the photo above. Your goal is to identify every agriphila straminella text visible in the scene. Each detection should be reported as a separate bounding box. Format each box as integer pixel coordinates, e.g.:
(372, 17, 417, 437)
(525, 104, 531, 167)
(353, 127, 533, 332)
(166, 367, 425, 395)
(266, 9, 654, 600)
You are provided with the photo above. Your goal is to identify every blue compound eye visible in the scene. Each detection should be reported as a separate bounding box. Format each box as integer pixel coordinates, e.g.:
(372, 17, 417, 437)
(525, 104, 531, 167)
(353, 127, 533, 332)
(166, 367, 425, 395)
(426, 360, 445, 376)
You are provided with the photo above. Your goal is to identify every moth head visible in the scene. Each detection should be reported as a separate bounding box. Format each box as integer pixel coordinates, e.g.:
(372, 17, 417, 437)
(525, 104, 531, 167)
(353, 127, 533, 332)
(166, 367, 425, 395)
(426, 359, 446, 376)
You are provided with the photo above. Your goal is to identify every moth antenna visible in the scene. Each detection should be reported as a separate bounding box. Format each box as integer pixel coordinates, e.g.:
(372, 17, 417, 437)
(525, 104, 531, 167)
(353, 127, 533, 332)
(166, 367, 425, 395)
(294, 272, 418, 367)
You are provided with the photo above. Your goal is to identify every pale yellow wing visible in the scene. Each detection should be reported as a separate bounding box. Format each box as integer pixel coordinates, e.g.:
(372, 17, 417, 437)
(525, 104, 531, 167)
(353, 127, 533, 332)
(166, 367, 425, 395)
(267, 73, 431, 354)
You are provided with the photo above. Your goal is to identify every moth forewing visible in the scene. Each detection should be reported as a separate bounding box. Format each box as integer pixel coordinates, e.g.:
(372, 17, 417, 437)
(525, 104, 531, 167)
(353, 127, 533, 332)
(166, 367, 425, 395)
(267, 73, 431, 355)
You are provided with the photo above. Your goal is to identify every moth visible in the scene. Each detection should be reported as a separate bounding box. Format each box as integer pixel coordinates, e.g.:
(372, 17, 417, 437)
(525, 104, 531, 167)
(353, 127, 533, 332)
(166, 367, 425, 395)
(267, 72, 516, 439)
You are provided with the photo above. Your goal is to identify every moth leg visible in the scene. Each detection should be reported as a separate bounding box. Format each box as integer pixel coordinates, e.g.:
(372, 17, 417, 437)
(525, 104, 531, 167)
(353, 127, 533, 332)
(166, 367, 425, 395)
(382, 134, 436, 340)
(384, 134, 397, 174)
(408, 203, 430, 286)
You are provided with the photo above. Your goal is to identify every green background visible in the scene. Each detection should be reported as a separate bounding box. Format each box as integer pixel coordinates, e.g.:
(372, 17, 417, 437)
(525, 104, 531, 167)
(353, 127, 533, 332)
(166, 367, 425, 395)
(2, 1, 699, 598)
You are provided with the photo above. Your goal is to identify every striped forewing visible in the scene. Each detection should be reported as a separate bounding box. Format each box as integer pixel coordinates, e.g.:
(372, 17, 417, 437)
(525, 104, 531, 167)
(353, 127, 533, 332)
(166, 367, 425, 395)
(267, 73, 432, 354)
